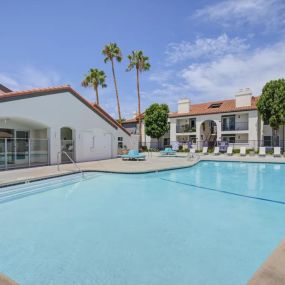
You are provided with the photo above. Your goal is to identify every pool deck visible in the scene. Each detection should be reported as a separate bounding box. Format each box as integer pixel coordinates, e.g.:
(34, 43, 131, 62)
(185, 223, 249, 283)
(248, 238, 285, 285)
(1, 152, 285, 187)
(0, 273, 19, 285)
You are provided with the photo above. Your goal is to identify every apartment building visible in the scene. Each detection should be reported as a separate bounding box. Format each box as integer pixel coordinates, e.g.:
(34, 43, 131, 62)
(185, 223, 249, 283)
(122, 89, 285, 150)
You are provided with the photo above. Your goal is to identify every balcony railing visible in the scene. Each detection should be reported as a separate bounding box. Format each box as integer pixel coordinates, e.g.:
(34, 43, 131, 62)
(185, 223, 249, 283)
(176, 125, 196, 133)
(222, 122, 248, 131)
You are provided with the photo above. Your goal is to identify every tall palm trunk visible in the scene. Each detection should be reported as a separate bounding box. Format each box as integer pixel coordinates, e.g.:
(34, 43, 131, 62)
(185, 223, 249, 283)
(95, 85, 99, 105)
(136, 67, 142, 148)
(111, 59, 122, 122)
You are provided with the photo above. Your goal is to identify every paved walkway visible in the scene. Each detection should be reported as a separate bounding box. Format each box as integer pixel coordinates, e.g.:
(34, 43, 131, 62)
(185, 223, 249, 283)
(1, 152, 285, 187)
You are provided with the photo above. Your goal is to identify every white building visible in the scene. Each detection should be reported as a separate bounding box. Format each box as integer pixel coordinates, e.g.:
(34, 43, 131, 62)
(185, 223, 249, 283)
(122, 88, 285, 151)
(0, 84, 136, 170)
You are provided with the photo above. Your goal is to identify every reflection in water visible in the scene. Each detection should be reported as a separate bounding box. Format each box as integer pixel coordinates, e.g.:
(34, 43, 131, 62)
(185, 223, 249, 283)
(160, 162, 285, 203)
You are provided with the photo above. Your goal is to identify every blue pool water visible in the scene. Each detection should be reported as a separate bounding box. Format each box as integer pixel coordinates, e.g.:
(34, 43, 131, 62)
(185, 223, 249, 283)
(0, 161, 285, 285)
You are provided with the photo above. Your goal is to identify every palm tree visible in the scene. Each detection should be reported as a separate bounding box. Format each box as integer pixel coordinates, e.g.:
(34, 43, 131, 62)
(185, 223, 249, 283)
(126, 50, 150, 147)
(81, 68, 107, 105)
(102, 43, 123, 122)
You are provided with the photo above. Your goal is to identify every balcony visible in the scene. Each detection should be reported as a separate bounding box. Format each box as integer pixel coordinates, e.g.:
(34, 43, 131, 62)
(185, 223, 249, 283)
(176, 125, 196, 133)
(222, 122, 248, 131)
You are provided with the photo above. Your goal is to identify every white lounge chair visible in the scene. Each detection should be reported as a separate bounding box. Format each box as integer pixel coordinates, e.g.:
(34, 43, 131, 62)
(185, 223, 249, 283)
(259, 147, 266, 156)
(227, 146, 233, 156)
(202, 147, 208, 155)
(190, 148, 196, 154)
(274, 147, 281, 157)
(240, 147, 246, 156)
(214, 147, 220, 155)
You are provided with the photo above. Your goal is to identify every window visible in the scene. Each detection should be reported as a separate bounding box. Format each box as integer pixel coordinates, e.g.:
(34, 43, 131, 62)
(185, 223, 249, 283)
(118, 137, 123, 149)
(222, 135, 235, 143)
(164, 138, 170, 146)
(263, 136, 271, 146)
(222, 116, 235, 131)
(190, 135, 196, 144)
(189, 118, 196, 131)
(0, 129, 13, 138)
(208, 103, 222, 109)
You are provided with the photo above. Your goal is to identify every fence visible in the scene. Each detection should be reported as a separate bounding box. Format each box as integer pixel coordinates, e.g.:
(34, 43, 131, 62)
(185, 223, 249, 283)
(0, 138, 49, 171)
(140, 140, 285, 151)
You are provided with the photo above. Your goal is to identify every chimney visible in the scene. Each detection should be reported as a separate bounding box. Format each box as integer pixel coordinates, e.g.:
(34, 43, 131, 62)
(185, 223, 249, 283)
(178, 98, 191, 113)
(235, 88, 252, 107)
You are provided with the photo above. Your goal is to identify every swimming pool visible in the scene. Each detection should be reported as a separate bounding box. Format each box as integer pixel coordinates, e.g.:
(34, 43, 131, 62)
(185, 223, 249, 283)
(0, 161, 285, 285)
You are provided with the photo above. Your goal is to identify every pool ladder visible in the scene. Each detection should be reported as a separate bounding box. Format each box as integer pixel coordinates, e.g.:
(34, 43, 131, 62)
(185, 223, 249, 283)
(57, 151, 84, 177)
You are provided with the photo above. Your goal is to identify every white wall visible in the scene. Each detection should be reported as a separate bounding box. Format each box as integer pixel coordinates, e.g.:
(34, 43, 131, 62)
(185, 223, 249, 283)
(0, 92, 133, 164)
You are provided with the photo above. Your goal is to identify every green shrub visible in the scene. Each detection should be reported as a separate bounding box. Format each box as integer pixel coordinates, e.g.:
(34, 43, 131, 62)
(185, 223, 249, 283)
(208, 147, 214, 153)
(140, 146, 148, 152)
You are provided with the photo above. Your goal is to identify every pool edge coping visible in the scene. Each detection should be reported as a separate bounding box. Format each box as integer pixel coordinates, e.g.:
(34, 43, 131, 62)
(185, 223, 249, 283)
(1, 156, 285, 188)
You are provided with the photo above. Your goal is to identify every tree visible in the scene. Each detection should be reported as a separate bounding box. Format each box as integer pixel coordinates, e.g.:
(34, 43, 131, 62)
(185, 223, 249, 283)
(257, 79, 285, 146)
(81, 68, 107, 105)
(126, 50, 150, 147)
(144, 103, 169, 147)
(102, 43, 123, 122)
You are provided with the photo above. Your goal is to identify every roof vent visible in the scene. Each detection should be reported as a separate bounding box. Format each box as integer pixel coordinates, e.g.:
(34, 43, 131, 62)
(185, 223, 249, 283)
(208, 103, 222, 109)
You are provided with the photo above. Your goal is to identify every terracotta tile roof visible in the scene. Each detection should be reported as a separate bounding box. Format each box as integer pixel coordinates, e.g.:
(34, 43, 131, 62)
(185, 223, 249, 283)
(122, 118, 138, 124)
(0, 85, 130, 136)
(0, 84, 12, 94)
(122, 113, 144, 125)
(122, 97, 259, 122)
(169, 97, 259, 118)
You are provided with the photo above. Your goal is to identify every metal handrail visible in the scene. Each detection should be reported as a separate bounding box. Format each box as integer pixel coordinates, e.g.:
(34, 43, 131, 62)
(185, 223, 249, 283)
(57, 151, 84, 177)
(187, 152, 200, 161)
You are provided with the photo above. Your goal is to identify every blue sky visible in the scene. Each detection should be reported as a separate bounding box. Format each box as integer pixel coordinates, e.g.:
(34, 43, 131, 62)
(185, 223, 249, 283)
(1, 0, 285, 119)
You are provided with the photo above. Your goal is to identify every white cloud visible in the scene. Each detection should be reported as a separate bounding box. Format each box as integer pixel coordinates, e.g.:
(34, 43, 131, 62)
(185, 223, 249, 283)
(149, 70, 175, 83)
(194, 0, 285, 30)
(0, 66, 60, 91)
(165, 34, 248, 63)
(147, 41, 285, 109)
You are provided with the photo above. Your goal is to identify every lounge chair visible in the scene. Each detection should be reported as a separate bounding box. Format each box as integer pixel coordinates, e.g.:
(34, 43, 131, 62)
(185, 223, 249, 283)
(227, 146, 233, 156)
(219, 142, 228, 153)
(214, 147, 220, 155)
(240, 147, 246, 156)
(121, 150, 146, 161)
(202, 147, 208, 155)
(259, 147, 266, 157)
(190, 148, 196, 154)
(274, 147, 281, 157)
(160, 147, 176, 155)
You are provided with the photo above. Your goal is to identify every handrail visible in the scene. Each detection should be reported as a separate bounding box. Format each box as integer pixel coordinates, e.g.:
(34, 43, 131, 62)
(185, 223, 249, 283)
(57, 151, 84, 177)
(187, 152, 200, 161)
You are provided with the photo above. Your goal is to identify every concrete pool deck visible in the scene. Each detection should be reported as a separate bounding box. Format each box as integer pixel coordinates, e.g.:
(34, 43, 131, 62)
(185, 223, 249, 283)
(1, 152, 285, 187)
(248, 238, 285, 285)
(0, 273, 19, 285)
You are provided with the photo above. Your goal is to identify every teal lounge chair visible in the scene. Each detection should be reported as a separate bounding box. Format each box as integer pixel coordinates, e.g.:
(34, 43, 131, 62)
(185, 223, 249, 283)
(121, 150, 146, 161)
(160, 147, 176, 155)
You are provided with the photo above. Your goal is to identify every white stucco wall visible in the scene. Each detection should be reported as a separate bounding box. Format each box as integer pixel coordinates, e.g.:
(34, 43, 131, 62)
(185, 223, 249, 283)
(0, 92, 133, 164)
